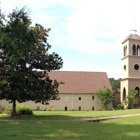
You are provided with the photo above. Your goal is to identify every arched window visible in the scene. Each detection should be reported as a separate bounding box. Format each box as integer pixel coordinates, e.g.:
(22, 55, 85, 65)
(135, 87, 140, 100)
(135, 86, 139, 93)
(124, 46, 127, 56)
(132, 44, 136, 55)
(137, 45, 140, 56)
(123, 87, 126, 101)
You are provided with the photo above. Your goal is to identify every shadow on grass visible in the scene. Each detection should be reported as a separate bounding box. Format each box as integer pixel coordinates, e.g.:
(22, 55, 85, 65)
(0, 114, 91, 120)
(0, 116, 140, 140)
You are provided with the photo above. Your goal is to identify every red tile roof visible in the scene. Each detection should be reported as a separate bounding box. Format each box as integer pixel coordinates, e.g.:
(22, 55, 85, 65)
(48, 71, 111, 93)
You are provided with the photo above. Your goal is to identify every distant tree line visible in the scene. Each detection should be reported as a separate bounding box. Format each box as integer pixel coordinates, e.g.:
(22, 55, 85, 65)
(109, 78, 120, 90)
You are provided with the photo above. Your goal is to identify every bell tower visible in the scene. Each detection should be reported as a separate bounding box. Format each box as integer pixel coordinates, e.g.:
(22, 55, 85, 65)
(121, 29, 140, 103)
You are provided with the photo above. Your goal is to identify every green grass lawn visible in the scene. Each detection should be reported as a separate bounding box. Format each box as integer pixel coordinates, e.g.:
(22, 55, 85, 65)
(0, 109, 140, 120)
(0, 110, 140, 140)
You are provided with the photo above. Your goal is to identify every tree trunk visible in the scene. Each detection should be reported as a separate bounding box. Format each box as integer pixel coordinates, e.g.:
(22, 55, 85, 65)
(11, 100, 18, 116)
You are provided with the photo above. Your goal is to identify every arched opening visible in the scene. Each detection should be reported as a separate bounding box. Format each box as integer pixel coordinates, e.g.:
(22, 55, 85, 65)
(124, 46, 127, 56)
(135, 86, 139, 93)
(123, 87, 126, 101)
(137, 45, 140, 56)
(132, 44, 136, 55)
(134, 87, 140, 108)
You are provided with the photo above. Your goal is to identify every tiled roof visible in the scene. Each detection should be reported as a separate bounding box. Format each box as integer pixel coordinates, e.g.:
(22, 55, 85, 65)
(48, 71, 111, 93)
(122, 34, 140, 44)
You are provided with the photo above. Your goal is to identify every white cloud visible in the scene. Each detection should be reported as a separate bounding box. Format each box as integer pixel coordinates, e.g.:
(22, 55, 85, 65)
(2, 0, 140, 54)
(1, 0, 140, 79)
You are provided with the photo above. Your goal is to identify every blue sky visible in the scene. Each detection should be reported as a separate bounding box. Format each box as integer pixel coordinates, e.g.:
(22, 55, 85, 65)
(2, 0, 140, 79)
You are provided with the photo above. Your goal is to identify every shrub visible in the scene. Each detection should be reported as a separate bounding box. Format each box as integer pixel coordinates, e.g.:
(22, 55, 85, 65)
(0, 105, 5, 113)
(5, 104, 33, 115)
(114, 104, 124, 110)
(17, 104, 33, 115)
(4, 105, 12, 114)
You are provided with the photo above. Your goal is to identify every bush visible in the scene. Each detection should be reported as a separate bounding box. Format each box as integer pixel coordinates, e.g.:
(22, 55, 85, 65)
(17, 104, 33, 115)
(4, 105, 12, 114)
(5, 104, 33, 115)
(114, 104, 124, 110)
(0, 105, 5, 113)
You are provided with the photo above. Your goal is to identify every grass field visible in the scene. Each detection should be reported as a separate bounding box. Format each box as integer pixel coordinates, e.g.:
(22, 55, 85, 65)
(0, 109, 140, 120)
(0, 109, 140, 140)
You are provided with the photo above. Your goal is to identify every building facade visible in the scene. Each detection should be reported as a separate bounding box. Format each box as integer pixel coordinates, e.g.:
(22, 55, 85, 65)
(0, 71, 112, 111)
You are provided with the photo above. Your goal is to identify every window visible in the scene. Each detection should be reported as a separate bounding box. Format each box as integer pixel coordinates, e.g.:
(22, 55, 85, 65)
(135, 87, 139, 93)
(134, 64, 139, 70)
(124, 46, 127, 56)
(124, 65, 126, 70)
(132, 44, 136, 55)
(137, 45, 140, 56)
(92, 106, 94, 111)
(123, 88, 126, 101)
(65, 96, 68, 101)
(79, 106, 81, 111)
(79, 97, 81, 100)
(65, 106, 67, 111)
(135, 87, 140, 98)
(92, 96, 95, 100)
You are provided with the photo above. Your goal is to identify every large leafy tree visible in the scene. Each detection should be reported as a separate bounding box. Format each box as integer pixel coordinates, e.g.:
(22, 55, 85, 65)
(95, 87, 115, 110)
(0, 7, 63, 116)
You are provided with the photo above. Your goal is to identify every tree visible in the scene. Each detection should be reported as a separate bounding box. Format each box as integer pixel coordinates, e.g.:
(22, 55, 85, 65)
(0, 7, 63, 116)
(95, 87, 115, 110)
(109, 78, 120, 90)
(124, 89, 140, 109)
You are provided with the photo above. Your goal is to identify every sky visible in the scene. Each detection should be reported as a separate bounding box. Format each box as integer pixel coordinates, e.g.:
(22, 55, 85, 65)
(1, 0, 140, 79)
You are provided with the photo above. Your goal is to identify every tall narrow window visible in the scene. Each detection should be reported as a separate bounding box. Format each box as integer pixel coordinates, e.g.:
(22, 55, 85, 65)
(137, 45, 140, 56)
(79, 106, 81, 111)
(135, 87, 139, 93)
(65, 96, 68, 101)
(65, 106, 67, 111)
(135, 87, 140, 98)
(123, 88, 126, 101)
(132, 44, 136, 55)
(124, 46, 127, 56)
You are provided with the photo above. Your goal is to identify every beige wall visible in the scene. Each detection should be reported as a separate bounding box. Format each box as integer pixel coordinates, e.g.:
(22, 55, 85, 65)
(0, 93, 112, 111)
(121, 57, 129, 78)
(48, 93, 103, 111)
(129, 56, 140, 77)
(122, 56, 140, 78)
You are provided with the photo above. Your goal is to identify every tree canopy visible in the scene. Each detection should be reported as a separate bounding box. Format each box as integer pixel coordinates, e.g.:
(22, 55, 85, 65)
(0, 7, 63, 116)
(109, 78, 120, 90)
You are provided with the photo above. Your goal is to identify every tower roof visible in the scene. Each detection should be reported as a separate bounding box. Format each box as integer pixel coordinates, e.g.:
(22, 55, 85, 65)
(122, 30, 140, 44)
